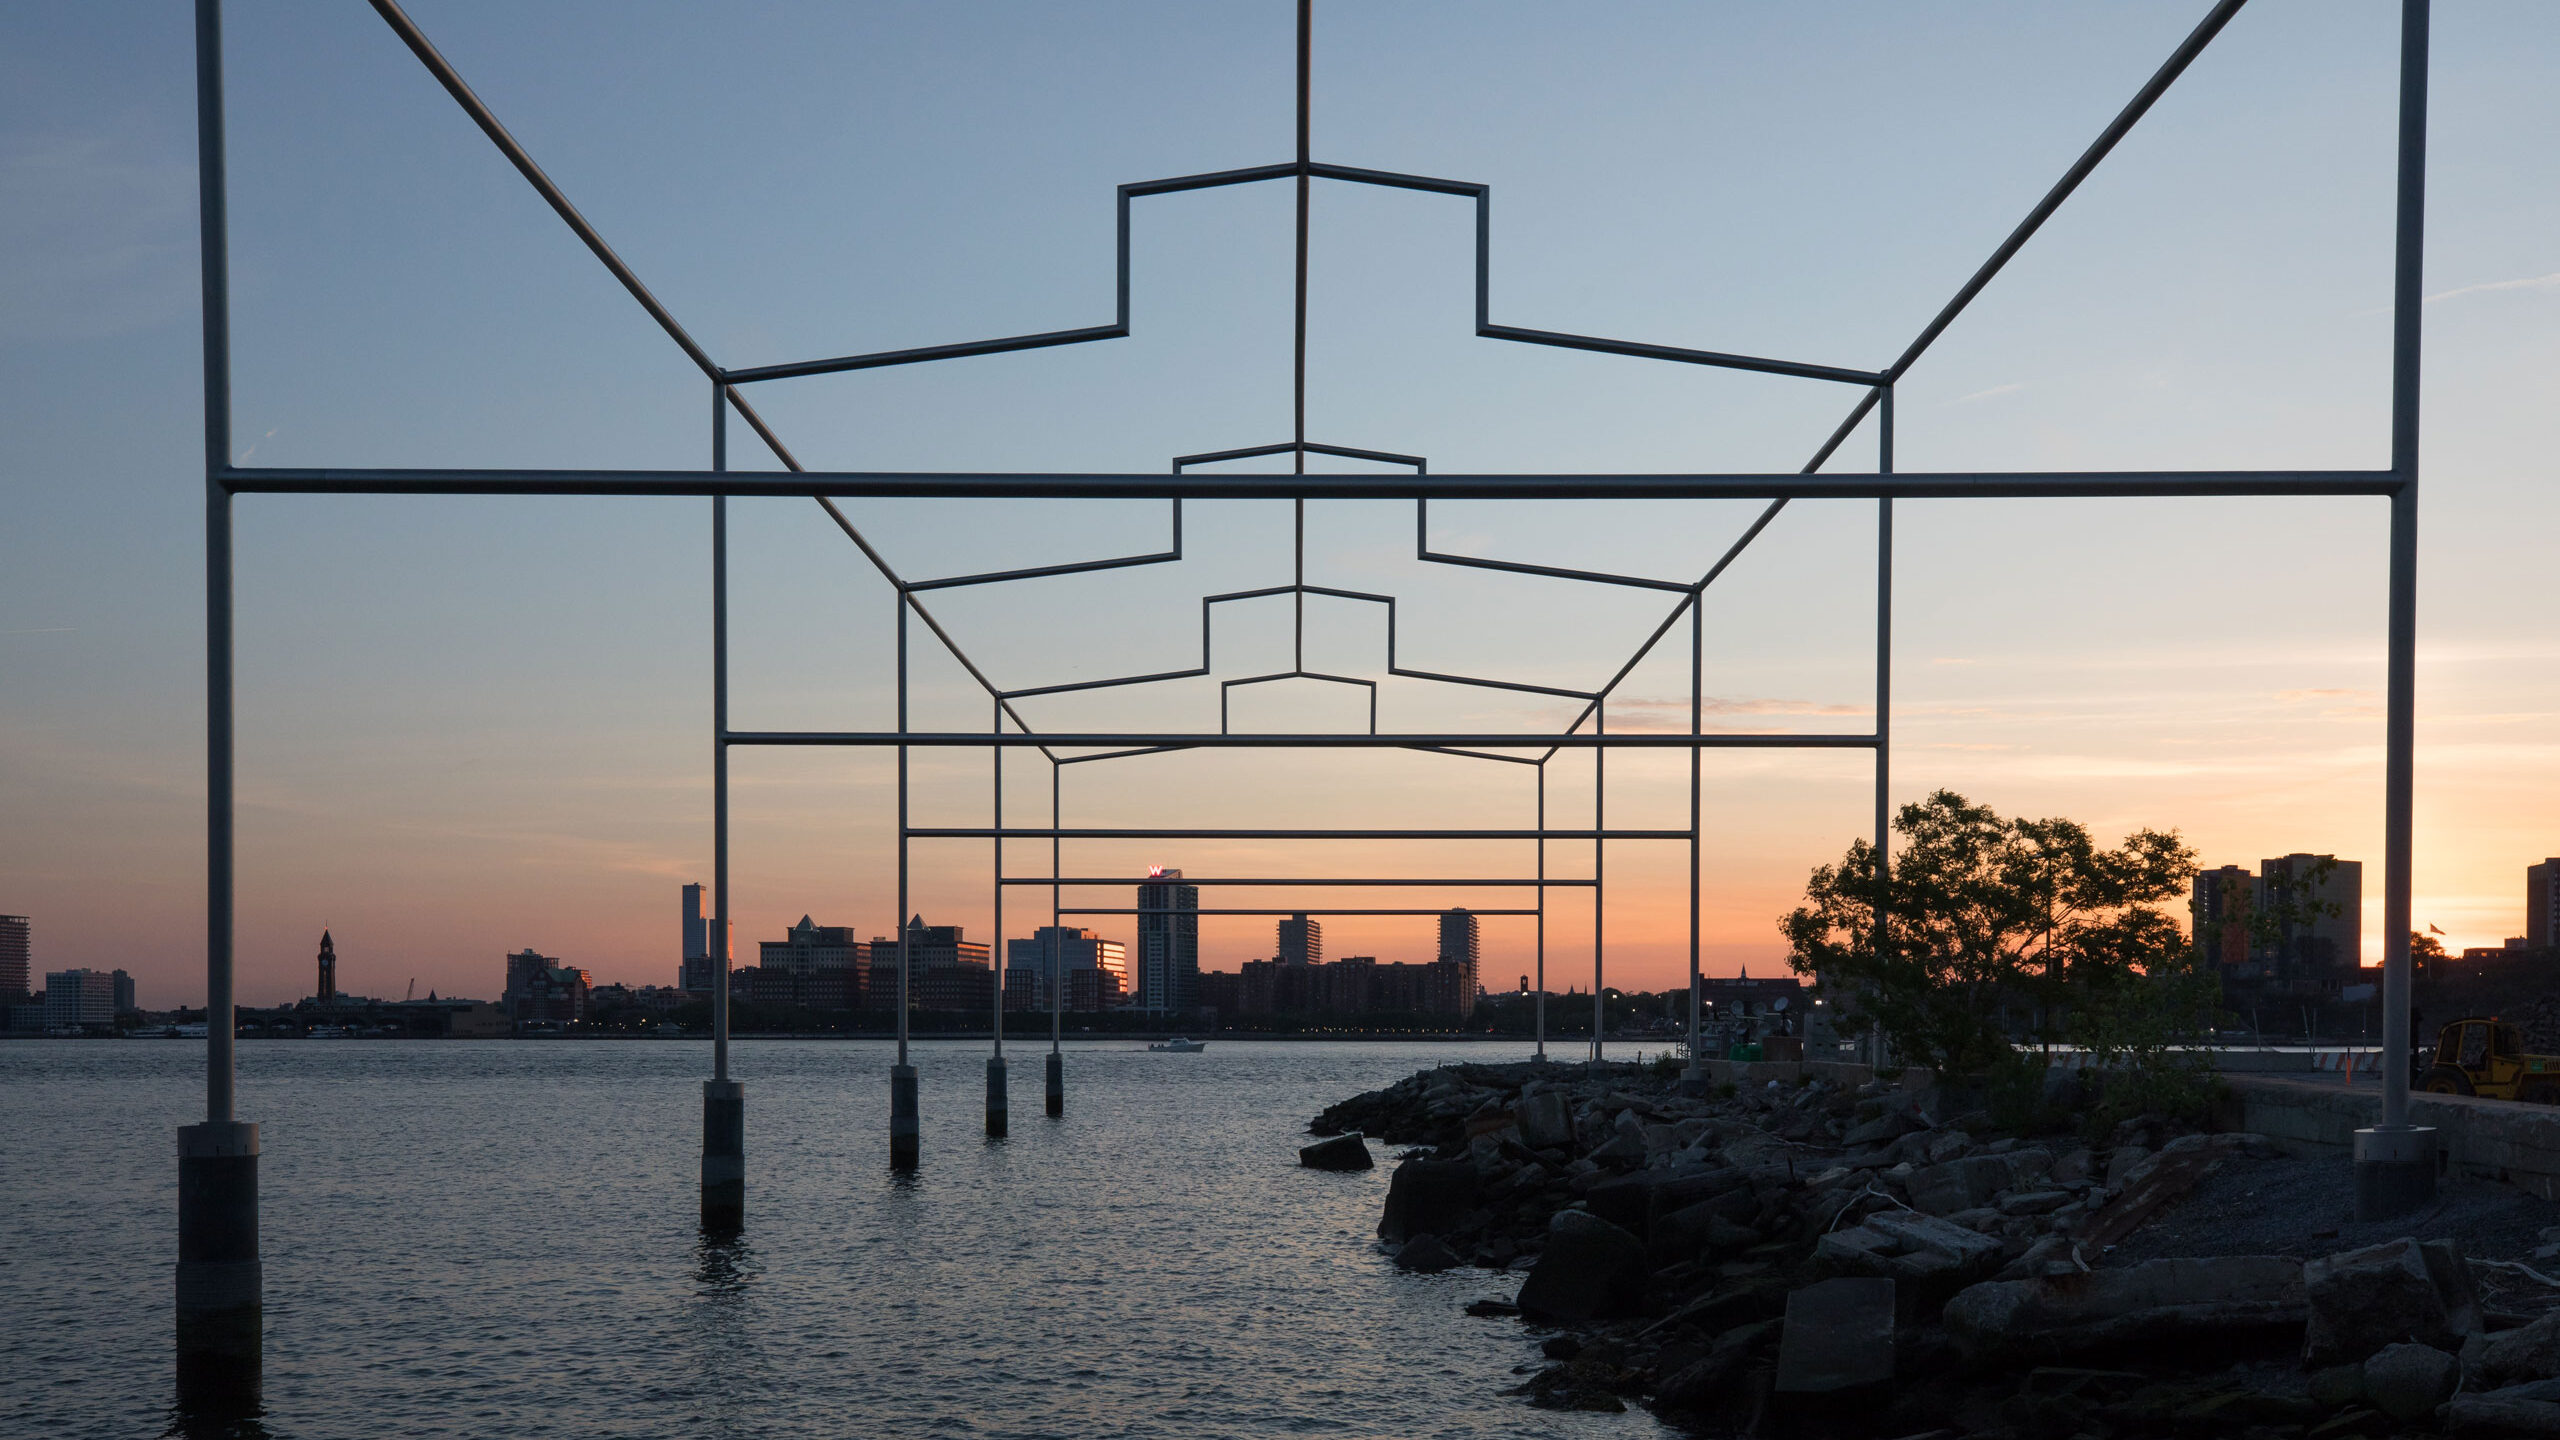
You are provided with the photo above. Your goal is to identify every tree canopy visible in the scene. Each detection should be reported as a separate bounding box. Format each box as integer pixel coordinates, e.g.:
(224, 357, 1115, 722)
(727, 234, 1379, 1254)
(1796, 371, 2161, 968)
(1781, 790, 2213, 1077)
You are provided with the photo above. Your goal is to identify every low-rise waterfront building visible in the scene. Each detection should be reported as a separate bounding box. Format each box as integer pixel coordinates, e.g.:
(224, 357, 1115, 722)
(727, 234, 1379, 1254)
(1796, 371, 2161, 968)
(43, 968, 122, 1033)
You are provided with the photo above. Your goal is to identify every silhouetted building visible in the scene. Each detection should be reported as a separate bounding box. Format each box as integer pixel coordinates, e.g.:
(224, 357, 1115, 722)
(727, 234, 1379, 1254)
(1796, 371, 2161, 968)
(1236, 952, 1471, 1018)
(316, 929, 338, 1003)
(1005, 927, 1127, 1011)
(2192, 865, 2254, 970)
(1697, 970, 1804, 1032)
(504, 948, 590, 1023)
(114, 970, 135, 1014)
(2257, 853, 2364, 994)
(0, 914, 29, 1001)
(2531, 859, 2560, 950)
(759, 915, 865, 1010)
(43, 969, 120, 1032)
(1135, 869, 1200, 1014)
(1438, 908, 1481, 1016)
(679, 882, 723, 995)
(1278, 913, 1322, 967)
(2192, 856, 2364, 996)
(1197, 969, 1240, 1017)
(872, 916, 993, 1012)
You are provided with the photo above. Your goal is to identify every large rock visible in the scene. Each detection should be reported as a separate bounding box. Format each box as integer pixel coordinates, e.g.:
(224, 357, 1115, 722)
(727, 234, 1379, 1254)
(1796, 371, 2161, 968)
(1583, 1173, 1660, 1236)
(1653, 1200, 1761, 1266)
(1299, 1132, 1373, 1171)
(1775, 1278, 1897, 1394)
(2450, 1380, 2560, 1436)
(1841, 1110, 1914, 1150)
(1378, 1158, 1479, 1243)
(1517, 1090, 1575, 1150)
(1516, 1210, 1649, 1323)
(1817, 1210, 2002, 1289)
(2475, 1310, 2560, 1390)
(1394, 1232, 1462, 1273)
(2304, 1237, 2481, 1366)
(1907, 1152, 2052, 1216)
(1944, 1255, 2306, 1361)
(2364, 1342, 2460, 1423)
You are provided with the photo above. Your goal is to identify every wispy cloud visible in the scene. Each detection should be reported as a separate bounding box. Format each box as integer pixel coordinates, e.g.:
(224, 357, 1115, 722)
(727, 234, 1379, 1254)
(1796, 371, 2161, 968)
(2426, 271, 2560, 305)
(1953, 382, 2026, 404)
(1606, 695, 1867, 732)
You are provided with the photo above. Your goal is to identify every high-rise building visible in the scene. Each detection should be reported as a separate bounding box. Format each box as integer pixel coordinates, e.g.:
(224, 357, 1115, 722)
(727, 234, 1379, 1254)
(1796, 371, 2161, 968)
(1437, 908, 1481, 1017)
(43, 969, 119, 1032)
(2256, 854, 2364, 994)
(1278, 913, 1322, 967)
(504, 948, 591, 1023)
(1005, 926, 1128, 1011)
(1135, 868, 1200, 1014)
(679, 883, 723, 994)
(113, 969, 135, 1014)
(759, 915, 865, 1010)
(871, 917, 994, 1012)
(0, 914, 29, 1000)
(2191, 866, 2255, 970)
(316, 929, 338, 1003)
(2529, 859, 2560, 949)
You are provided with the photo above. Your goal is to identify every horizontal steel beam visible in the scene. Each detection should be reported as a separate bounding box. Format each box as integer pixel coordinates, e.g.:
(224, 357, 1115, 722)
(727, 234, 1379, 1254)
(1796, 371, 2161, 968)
(217, 466, 2402, 501)
(997, 876, 1595, 887)
(727, 730, 1873, 749)
(1060, 907, 1538, 917)
(910, 827, 1690, 840)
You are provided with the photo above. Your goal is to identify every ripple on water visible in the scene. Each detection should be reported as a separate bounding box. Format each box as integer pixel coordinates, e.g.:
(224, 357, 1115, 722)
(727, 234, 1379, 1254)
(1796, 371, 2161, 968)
(2, 1038, 1671, 1440)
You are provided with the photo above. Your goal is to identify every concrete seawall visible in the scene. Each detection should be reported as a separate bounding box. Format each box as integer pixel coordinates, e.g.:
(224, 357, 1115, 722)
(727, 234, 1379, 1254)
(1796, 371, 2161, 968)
(2219, 1073, 2560, 1201)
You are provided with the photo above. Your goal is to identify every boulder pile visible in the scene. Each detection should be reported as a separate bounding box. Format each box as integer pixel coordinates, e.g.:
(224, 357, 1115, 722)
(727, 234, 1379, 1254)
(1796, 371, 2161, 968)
(1314, 1059, 2552, 1434)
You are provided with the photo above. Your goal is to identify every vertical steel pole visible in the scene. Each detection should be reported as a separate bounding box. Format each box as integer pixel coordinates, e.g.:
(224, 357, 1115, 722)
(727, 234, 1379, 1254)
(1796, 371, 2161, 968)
(1593, 708, 1605, 1063)
(195, 0, 236, 1135)
(180, 0, 259, 1410)
(1535, 762, 1547, 1062)
(892, 592, 918, 1168)
(1047, 758, 1063, 1116)
(1291, 0, 1310, 671)
(702, 384, 743, 1229)
(1874, 388, 1894, 1069)
(987, 700, 1007, 1136)
(1687, 594, 1703, 1078)
(2361, 0, 2432, 1220)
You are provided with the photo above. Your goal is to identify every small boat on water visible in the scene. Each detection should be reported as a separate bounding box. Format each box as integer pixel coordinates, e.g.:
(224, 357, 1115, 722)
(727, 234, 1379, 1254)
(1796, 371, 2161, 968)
(1147, 1036, 1207, 1053)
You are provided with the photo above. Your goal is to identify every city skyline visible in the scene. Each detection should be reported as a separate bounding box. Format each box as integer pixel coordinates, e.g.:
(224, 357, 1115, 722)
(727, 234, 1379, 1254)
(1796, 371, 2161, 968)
(5, 2, 2558, 1006)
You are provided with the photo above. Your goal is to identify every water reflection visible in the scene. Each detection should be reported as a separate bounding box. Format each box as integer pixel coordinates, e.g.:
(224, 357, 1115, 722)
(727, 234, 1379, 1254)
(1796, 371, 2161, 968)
(694, 1227, 758, 1296)
(165, 1393, 271, 1440)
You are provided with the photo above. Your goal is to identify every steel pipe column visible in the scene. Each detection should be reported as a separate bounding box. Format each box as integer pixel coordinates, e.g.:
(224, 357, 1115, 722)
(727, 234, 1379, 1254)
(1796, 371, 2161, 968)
(1047, 761, 1065, 1117)
(2358, 0, 2435, 1221)
(175, 1120, 260, 1409)
(700, 1080, 744, 1229)
(988, 702, 1008, 1137)
(184, 0, 260, 1413)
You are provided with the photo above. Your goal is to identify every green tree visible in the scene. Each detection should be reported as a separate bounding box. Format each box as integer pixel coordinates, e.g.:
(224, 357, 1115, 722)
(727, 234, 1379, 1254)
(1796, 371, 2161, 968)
(1781, 790, 2211, 1081)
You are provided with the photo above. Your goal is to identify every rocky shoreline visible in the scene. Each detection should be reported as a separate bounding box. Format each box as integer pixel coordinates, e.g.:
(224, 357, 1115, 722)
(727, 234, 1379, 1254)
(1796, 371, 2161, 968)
(1308, 1060, 2560, 1437)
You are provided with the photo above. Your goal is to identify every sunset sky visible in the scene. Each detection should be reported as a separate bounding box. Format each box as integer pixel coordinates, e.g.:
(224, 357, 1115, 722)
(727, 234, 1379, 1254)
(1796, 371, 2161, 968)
(3, 1, 2556, 1008)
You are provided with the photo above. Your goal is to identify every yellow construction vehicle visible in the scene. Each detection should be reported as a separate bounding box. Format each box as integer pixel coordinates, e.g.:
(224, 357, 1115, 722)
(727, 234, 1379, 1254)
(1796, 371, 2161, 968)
(2422, 1017, 2560, 1102)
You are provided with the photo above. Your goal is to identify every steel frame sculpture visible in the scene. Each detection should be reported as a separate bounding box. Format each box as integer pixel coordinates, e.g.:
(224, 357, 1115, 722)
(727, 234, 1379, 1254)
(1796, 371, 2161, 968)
(177, 0, 2438, 1407)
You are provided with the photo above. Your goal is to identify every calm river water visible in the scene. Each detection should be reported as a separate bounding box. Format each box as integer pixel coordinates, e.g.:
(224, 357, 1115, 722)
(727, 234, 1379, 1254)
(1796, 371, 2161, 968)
(2, 1038, 1675, 1439)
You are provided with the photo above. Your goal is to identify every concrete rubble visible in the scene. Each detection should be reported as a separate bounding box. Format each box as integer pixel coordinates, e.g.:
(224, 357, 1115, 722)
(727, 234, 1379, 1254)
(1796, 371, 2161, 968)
(1312, 1058, 2560, 1436)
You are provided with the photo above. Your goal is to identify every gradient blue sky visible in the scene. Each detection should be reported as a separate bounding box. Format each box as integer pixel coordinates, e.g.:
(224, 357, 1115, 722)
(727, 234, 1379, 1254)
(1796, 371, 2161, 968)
(3, 1, 2555, 1008)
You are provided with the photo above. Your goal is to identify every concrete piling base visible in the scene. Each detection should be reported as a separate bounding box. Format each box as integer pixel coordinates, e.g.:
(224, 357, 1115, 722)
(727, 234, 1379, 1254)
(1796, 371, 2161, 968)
(176, 1120, 261, 1412)
(2354, 1125, 2438, 1222)
(891, 1064, 919, 1169)
(1045, 1051, 1063, 1117)
(701, 1080, 745, 1230)
(986, 1056, 1008, 1137)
